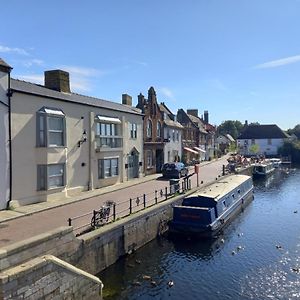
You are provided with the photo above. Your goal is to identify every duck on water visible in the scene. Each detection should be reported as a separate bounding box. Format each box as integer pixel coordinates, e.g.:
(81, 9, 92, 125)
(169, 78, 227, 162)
(169, 175, 254, 238)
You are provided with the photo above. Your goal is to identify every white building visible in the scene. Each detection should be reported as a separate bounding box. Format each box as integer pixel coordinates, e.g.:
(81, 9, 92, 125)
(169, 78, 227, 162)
(0, 59, 12, 210)
(237, 124, 289, 156)
(4, 66, 144, 208)
(159, 103, 183, 163)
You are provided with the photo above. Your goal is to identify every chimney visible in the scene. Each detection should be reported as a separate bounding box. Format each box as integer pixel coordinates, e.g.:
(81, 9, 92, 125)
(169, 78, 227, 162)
(44, 70, 71, 93)
(204, 110, 209, 124)
(187, 109, 198, 118)
(122, 94, 132, 106)
(245, 120, 248, 126)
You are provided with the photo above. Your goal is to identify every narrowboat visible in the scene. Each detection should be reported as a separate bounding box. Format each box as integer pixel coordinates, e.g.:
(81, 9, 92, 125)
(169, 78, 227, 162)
(252, 160, 275, 178)
(169, 175, 254, 238)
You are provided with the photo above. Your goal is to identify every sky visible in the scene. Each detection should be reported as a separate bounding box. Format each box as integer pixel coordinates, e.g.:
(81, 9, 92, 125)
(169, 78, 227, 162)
(1, 0, 300, 130)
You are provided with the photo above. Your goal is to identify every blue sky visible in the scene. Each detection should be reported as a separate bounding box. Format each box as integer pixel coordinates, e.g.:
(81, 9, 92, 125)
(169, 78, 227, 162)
(1, 0, 300, 130)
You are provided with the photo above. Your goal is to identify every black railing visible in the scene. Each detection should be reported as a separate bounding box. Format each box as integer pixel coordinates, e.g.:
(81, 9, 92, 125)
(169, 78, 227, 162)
(67, 177, 193, 236)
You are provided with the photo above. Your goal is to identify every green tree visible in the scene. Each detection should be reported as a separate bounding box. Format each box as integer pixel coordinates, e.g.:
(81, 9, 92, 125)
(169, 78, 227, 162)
(287, 124, 300, 138)
(249, 143, 260, 155)
(278, 140, 300, 163)
(217, 120, 243, 139)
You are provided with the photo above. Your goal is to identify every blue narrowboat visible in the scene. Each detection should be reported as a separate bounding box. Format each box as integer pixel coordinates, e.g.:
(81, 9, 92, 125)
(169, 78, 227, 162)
(169, 175, 254, 237)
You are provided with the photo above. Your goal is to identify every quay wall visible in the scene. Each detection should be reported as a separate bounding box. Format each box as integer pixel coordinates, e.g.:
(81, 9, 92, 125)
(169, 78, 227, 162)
(0, 255, 102, 300)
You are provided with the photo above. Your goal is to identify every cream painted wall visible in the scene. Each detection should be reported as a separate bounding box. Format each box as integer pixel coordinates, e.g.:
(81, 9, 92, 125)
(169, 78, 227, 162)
(0, 72, 9, 209)
(11, 92, 143, 206)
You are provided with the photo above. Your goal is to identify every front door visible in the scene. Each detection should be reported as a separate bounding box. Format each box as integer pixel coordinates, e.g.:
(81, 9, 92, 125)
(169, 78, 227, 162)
(128, 152, 139, 179)
(156, 149, 164, 173)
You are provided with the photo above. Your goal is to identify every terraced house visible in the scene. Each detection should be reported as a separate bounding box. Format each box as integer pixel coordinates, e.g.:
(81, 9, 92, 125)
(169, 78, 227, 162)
(0, 59, 144, 209)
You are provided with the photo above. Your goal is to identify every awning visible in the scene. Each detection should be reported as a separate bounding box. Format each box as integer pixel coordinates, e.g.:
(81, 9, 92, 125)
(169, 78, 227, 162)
(194, 147, 206, 153)
(184, 147, 198, 154)
(96, 115, 121, 124)
(39, 107, 65, 116)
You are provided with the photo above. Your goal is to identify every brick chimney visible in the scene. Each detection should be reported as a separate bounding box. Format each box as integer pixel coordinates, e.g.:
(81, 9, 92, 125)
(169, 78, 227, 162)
(187, 109, 198, 117)
(44, 70, 71, 93)
(204, 110, 209, 124)
(122, 94, 132, 106)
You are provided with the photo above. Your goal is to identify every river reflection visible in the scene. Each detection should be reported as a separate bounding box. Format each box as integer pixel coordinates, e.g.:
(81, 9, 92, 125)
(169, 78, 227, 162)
(99, 169, 300, 300)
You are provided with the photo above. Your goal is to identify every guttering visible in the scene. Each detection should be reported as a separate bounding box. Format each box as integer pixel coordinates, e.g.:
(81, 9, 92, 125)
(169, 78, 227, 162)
(6, 70, 13, 209)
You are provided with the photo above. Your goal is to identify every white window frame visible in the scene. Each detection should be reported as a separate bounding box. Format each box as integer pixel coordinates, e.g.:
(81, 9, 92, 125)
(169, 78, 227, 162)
(146, 150, 153, 168)
(146, 119, 152, 138)
(157, 122, 161, 138)
(129, 123, 137, 139)
(96, 122, 122, 148)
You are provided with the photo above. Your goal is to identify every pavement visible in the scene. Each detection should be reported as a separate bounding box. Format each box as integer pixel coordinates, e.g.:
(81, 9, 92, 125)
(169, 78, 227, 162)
(0, 155, 229, 248)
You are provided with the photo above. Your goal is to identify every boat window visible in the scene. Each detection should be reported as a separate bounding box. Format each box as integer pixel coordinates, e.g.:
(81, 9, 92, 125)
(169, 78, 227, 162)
(222, 200, 227, 210)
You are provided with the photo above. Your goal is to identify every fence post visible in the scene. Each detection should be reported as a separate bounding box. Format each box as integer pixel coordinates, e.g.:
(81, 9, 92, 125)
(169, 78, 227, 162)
(189, 179, 192, 190)
(68, 218, 72, 227)
(165, 186, 168, 200)
(129, 198, 132, 215)
(182, 181, 184, 193)
(222, 164, 225, 176)
(92, 210, 96, 228)
(143, 194, 146, 208)
(113, 203, 116, 221)
(155, 190, 158, 204)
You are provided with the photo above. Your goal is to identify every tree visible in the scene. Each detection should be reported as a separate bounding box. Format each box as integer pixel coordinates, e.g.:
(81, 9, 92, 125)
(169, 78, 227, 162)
(287, 124, 300, 138)
(249, 143, 260, 155)
(217, 120, 243, 140)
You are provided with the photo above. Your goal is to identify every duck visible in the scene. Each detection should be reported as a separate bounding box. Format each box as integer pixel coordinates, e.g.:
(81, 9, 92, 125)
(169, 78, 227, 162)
(168, 280, 174, 287)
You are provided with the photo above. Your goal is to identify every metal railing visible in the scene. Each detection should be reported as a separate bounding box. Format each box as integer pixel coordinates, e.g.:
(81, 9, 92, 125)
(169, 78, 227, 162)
(67, 177, 193, 236)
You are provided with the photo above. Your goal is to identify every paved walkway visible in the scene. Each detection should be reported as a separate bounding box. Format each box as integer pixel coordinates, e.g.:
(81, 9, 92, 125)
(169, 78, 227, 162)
(0, 156, 229, 248)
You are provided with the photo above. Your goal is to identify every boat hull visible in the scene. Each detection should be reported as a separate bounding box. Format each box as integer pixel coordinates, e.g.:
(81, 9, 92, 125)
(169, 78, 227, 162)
(169, 189, 254, 238)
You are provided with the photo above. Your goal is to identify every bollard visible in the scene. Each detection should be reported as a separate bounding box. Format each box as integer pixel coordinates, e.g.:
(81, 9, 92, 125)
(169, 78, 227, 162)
(129, 198, 132, 214)
(113, 203, 116, 221)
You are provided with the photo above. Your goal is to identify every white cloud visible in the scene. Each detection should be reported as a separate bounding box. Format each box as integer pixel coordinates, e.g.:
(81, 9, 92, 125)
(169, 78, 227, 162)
(58, 65, 105, 77)
(14, 74, 43, 84)
(254, 55, 300, 69)
(21, 59, 44, 68)
(159, 87, 176, 102)
(0, 45, 29, 56)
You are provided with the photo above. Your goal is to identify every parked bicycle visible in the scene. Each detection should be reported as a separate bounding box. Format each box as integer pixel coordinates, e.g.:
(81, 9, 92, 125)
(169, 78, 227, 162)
(90, 201, 116, 229)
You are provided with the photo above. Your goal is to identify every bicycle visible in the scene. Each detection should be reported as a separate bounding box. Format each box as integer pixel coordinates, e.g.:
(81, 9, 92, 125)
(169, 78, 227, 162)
(90, 201, 116, 229)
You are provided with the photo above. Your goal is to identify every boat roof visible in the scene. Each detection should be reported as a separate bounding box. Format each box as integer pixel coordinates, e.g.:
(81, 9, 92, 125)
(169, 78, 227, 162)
(188, 175, 251, 201)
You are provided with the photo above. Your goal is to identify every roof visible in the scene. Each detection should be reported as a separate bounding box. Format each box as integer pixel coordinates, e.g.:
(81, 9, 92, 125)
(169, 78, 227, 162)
(188, 114, 207, 134)
(189, 174, 251, 200)
(0, 58, 12, 71)
(237, 124, 289, 139)
(226, 134, 235, 142)
(164, 119, 184, 129)
(11, 78, 142, 116)
(159, 103, 172, 115)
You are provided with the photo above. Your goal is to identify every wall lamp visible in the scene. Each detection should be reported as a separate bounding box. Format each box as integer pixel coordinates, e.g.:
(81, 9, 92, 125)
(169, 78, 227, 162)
(78, 130, 87, 147)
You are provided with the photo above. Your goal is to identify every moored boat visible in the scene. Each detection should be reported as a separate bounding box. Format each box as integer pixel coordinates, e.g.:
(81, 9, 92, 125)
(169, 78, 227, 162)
(269, 158, 282, 168)
(169, 175, 254, 238)
(252, 160, 275, 178)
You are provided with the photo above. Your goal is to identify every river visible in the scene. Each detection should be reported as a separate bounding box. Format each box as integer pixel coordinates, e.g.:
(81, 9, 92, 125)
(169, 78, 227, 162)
(99, 168, 300, 300)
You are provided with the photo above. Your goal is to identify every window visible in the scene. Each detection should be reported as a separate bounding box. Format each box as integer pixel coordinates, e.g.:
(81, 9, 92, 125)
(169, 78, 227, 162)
(251, 139, 255, 145)
(172, 129, 175, 142)
(37, 107, 66, 147)
(268, 138, 272, 145)
(176, 130, 179, 141)
(98, 158, 119, 178)
(37, 164, 65, 190)
(146, 119, 152, 138)
(96, 122, 122, 148)
(146, 150, 153, 168)
(129, 123, 137, 139)
(157, 122, 161, 138)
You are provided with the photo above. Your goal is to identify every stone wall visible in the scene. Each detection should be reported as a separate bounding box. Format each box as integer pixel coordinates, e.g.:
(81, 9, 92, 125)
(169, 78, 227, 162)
(0, 255, 102, 300)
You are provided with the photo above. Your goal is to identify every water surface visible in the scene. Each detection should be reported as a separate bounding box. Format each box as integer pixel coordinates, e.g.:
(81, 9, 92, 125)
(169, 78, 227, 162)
(99, 169, 300, 300)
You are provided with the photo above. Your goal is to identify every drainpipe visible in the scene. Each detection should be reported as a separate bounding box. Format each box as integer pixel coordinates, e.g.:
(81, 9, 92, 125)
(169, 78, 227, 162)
(6, 70, 13, 209)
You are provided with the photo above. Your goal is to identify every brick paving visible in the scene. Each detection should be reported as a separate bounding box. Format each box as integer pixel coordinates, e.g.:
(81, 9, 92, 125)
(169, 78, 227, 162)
(0, 156, 229, 248)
